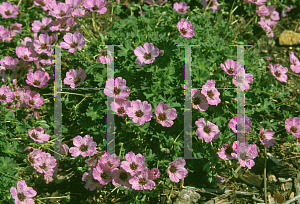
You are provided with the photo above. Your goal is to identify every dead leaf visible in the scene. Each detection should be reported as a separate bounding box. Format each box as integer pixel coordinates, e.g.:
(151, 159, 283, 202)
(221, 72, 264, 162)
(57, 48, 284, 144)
(273, 191, 285, 204)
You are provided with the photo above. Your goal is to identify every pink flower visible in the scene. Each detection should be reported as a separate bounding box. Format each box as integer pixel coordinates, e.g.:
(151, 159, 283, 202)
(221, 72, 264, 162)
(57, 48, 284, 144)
(98, 152, 120, 170)
(126, 100, 153, 126)
(50, 17, 77, 32)
(83, 0, 107, 14)
(148, 168, 160, 180)
(228, 115, 252, 133)
(23, 90, 44, 109)
(0, 25, 11, 42)
(9, 23, 22, 37)
(96, 50, 113, 64)
(258, 18, 274, 37)
(201, 80, 221, 106)
(28, 127, 50, 143)
(217, 143, 238, 160)
(159, 50, 164, 56)
(28, 149, 45, 167)
(85, 153, 100, 168)
(215, 175, 226, 184)
(267, 57, 271, 60)
(31, 17, 52, 33)
(258, 127, 275, 147)
(111, 167, 132, 189)
(154, 102, 177, 127)
(267, 5, 280, 21)
(129, 168, 156, 190)
(61, 143, 69, 155)
(282, 5, 293, 17)
(104, 77, 130, 100)
(0, 85, 16, 103)
(93, 162, 113, 185)
(82, 168, 104, 191)
(138, 10, 145, 16)
(220, 59, 240, 75)
(200, 0, 220, 13)
(72, 8, 87, 17)
(26, 70, 50, 88)
(69, 135, 97, 157)
(236, 142, 258, 169)
(0, 56, 19, 70)
(285, 117, 300, 137)
(65, 0, 81, 8)
(110, 99, 132, 117)
(167, 157, 188, 183)
(144, 0, 167, 6)
(60, 31, 85, 53)
(49, 3, 72, 19)
(10, 180, 37, 204)
(63, 68, 86, 88)
(0, 2, 18, 18)
(232, 67, 254, 91)
(191, 89, 209, 111)
(176, 18, 195, 38)
(173, 2, 190, 14)
(120, 152, 147, 176)
(256, 5, 269, 17)
(269, 63, 288, 83)
(15, 45, 38, 61)
(289, 51, 300, 73)
(134, 42, 159, 67)
(247, 0, 266, 5)
(195, 118, 220, 143)
(34, 0, 51, 11)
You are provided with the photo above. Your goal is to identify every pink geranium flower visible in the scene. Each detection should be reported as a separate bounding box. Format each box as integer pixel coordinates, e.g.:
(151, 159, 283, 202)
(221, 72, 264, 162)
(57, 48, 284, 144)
(134, 42, 159, 67)
(26, 70, 50, 88)
(217, 142, 238, 160)
(49, 3, 72, 19)
(120, 152, 147, 176)
(289, 51, 300, 73)
(83, 0, 107, 14)
(31, 17, 52, 33)
(236, 142, 258, 169)
(285, 117, 300, 137)
(148, 168, 160, 180)
(93, 162, 113, 185)
(258, 18, 274, 37)
(111, 167, 132, 189)
(63, 68, 86, 88)
(0, 56, 19, 71)
(72, 8, 88, 17)
(110, 99, 132, 117)
(126, 100, 153, 126)
(201, 80, 221, 106)
(256, 5, 269, 17)
(176, 18, 195, 38)
(129, 168, 156, 190)
(200, 0, 220, 13)
(82, 168, 104, 191)
(167, 157, 188, 183)
(34, 0, 51, 11)
(0, 25, 11, 43)
(96, 50, 113, 64)
(144, 0, 167, 6)
(60, 31, 85, 53)
(28, 127, 50, 143)
(269, 63, 288, 83)
(173, 2, 190, 14)
(246, 0, 266, 5)
(258, 127, 275, 147)
(195, 118, 220, 143)
(15, 45, 38, 61)
(69, 135, 97, 157)
(282, 5, 293, 17)
(65, 0, 81, 8)
(267, 5, 280, 22)
(23, 90, 44, 109)
(138, 10, 145, 16)
(220, 59, 240, 75)
(104, 77, 130, 100)
(191, 89, 209, 111)
(154, 102, 177, 127)
(98, 152, 120, 170)
(10, 181, 37, 204)
(0, 85, 16, 103)
(9, 23, 22, 37)
(232, 67, 254, 91)
(0, 2, 19, 18)
(228, 115, 252, 133)
(50, 17, 77, 32)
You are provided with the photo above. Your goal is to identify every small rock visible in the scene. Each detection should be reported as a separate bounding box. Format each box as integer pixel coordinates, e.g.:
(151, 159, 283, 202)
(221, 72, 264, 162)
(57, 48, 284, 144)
(289, 47, 293, 50)
(261, 50, 268, 54)
(278, 178, 293, 183)
(279, 30, 300, 45)
(268, 174, 277, 183)
(273, 54, 278, 58)
(173, 189, 201, 204)
(285, 182, 293, 191)
(296, 47, 300, 51)
(289, 191, 294, 200)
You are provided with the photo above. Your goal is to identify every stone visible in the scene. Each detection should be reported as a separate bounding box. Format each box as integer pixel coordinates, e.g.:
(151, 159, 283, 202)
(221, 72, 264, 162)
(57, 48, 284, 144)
(279, 30, 300, 45)
(173, 189, 201, 204)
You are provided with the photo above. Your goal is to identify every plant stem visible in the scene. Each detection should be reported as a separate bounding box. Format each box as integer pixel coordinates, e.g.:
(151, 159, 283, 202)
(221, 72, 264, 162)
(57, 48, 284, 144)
(203, 0, 212, 16)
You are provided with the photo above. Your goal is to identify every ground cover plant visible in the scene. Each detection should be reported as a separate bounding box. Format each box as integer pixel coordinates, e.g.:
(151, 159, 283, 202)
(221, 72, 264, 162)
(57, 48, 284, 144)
(0, 0, 299, 203)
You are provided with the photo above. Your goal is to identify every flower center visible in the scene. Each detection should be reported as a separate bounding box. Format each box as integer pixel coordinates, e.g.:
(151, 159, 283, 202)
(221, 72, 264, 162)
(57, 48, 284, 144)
(41, 44, 47, 49)
(59, 11, 66, 17)
(92, 6, 99, 11)
(169, 165, 177, 173)
(207, 90, 214, 98)
(138, 178, 147, 185)
(101, 172, 108, 179)
(228, 68, 234, 74)
(236, 76, 243, 83)
(178, 8, 184, 12)
(119, 171, 128, 180)
(31, 133, 38, 139)
(158, 113, 166, 121)
(130, 162, 137, 170)
(118, 107, 125, 114)
(70, 42, 78, 48)
(102, 51, 107, 56)
(274, 71, 281, 77)
(192, 97, 200, 105)
(144, 53, 151, 60)
(61, 23, 66, 29)
(135, 110, 144, 118)
(80, 145, 88, 152)
(180, 28, 187, 35)
(17, 193, 26, 201)
(114, 87, 120, 95)
(41, 163, 48, 171)
(0, 94, 7, 100)
(5, 11, 12, 16)
(204, 126, 211, 133)
(107, 161, 112, 167)
(291, 126, 298, 133)
(29, 99, 35, 105)
(33, 80, 41, 86)
(260, 133, 265, 140)
(40, 53, 48, 60)
(24, 55, 29, 60)
(236, 124, 243, 131)
(73, 77, 81, 84)
(225, 145, 234, 156)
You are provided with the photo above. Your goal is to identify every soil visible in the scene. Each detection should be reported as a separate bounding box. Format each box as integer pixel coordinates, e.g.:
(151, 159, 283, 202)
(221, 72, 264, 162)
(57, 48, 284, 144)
(30, 1, 300, 203)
